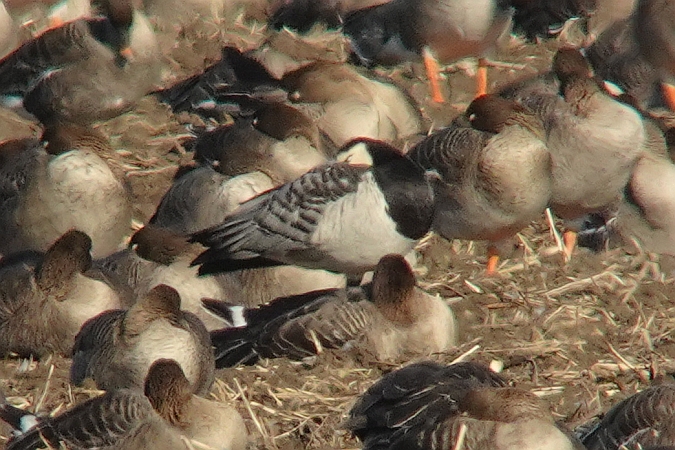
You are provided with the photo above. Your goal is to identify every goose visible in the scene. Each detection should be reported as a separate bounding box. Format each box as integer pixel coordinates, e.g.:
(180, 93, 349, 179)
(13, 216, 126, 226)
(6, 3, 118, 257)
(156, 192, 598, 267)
(0, 230, 131, 358)
(281, 62, 422, 147)
(154, 46, 287, 121)
(0, 358, 244, 450)
(604, 133, 675, 255)
(150, 167, 347, 308)
(0, 0, 161, 125)
(145, 359, 248, 450)
(70, 284, 215, 396)
(346, 361, 583, 450)
(343, 0, 513, 102)
(634, 0, 675, 110)
(1, 382, 189, 450)
(207, 254, 456, 367)
(408, 94, 551, 274)
(502, 48, 645, 259)
(584, 18, 662, 110)
(190, 138, 435, 278)
(580, 383, 675, 450)
(95, 225, 245, 331)
(190, 102, 331, 182)
(0, 123, 132, 258)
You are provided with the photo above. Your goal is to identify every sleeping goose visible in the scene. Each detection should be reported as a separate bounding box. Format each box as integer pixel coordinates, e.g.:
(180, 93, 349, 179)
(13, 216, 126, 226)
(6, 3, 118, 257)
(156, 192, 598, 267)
(408, 94, 551, 274)
(1, 373, 189, 450)
(190, 138, 435, 278)
(189, 102, 331, 182)
(346, 361, 584, 450)
(0, 230, 131, 358)
(96, 225, 244, 331)
(207, 254, 456, 367)
(70, 284, 215, 396)
(0, 0, 161, 125)
(2, 359, 246, 450)
(281, 62, 422, 147)
(580, 383, 675, 450)
(0, 122, 132, 258)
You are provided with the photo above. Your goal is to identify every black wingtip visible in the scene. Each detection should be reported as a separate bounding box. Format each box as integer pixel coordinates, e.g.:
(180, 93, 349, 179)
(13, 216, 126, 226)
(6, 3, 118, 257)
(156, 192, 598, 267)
(210, 328, 260, 368)
(195, 255, 286, 275)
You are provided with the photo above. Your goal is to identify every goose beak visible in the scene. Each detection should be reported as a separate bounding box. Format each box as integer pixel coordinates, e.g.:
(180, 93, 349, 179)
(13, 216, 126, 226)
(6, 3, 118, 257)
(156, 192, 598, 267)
(47, 16, 66, 30)
(662, 82, 675, 111)
(120, 47, 134, 60)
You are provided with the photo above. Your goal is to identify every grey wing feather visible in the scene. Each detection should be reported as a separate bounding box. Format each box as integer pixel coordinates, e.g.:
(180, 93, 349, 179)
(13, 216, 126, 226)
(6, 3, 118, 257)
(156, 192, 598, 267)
(581, 384, 675, 450)
(191, 163, 367, 264)
(346, 362, 507, 450)
(408, 125, 488, 184)
(6, 390, 154, 450)
(0, 21, 92, 95)
(262, 289, 373, 359)
(70, 309, 124, 385)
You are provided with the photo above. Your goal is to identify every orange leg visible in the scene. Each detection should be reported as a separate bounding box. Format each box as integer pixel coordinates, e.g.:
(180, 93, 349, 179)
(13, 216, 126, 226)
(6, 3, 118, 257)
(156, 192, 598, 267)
(563, 230, 577, 262)
(486, 244, 500, 276)
(423, 47, 444, 103)
(662, 82, 675, 111)
(476, 57, 488, 98)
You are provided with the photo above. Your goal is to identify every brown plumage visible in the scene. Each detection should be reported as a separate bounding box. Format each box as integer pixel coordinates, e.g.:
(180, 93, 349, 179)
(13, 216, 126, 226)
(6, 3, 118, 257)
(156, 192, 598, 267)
(408, 94, 551, 272)
(581, 384, 675, 450)
(0, 123, 132, 258)
(502, 48, 645, 256)
(191, 103, 329, 184)
(0, 230, 131, 358)
(96, 225, 244, 331)
(0, 0, 160, 125)
(634, 0, 675, 80)
(145, 359, 248, 450)
(0, 360, 235, 449)
(347, 361, 584, 450)
(70, 284, 215, 396)
(281, 62, 422, 147)
(208, 254, 456, 367)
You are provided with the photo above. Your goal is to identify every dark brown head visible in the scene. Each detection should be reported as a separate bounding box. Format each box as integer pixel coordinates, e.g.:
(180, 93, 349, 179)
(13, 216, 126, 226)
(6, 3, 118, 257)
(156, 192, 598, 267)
(144, 359, 192, 427)
(138, 284, 181, 316)
(458, 387, 553, 423)
(42, 123, 112, 156)
(254, 103, 321, 148)
(466, 95, 544, 139)
(130, 226, 195, 265)
(552, 48, 593, 85)
(466, 95, 527, 133)
(371, 254, 419, 324)
(37, 230, 93, 299)
(122, 285, 182, 337)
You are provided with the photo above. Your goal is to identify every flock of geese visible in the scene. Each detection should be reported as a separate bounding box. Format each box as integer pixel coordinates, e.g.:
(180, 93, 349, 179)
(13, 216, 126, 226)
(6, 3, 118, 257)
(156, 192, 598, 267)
(0, 0, 674, 448)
